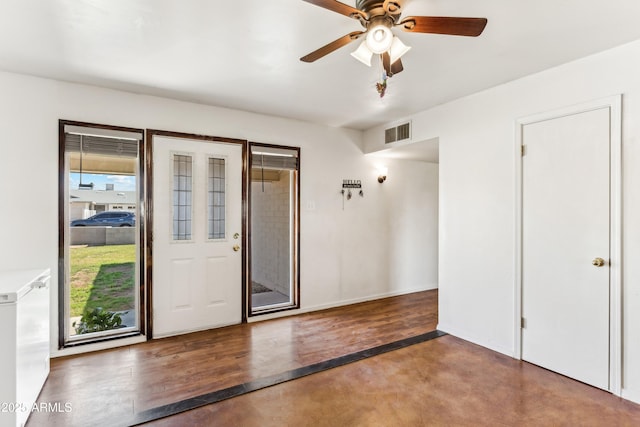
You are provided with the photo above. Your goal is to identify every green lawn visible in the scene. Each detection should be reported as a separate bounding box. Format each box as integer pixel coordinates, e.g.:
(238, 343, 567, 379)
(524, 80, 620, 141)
(70, 244, 136, 317)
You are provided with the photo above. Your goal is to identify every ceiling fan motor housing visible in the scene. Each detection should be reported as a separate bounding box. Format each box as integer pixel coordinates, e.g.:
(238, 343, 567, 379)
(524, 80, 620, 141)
(356, 0, 403, 22)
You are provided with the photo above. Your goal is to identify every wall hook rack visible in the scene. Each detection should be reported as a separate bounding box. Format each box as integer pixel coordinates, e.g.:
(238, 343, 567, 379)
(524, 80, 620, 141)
(341, 179, 363, 209)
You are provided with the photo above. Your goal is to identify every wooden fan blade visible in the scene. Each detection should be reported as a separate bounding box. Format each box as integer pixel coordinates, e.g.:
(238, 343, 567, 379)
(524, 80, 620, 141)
(381, 52, 403, 77)
(300, 31, 364, 63)
(302, 0, 368, 20)
(399, 16, 487, 37)
(391, 57, 403, 75)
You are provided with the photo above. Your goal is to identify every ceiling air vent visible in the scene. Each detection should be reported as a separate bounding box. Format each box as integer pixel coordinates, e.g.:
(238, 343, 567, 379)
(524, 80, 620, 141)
(384, 121, 411, 144)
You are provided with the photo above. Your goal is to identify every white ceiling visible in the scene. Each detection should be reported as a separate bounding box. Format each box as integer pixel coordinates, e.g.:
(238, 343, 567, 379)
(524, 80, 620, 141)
(1, 0, 640, 130)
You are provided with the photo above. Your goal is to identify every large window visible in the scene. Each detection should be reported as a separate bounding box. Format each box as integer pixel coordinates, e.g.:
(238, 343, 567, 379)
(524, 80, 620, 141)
(249, 143, 300, 315)
(59, 121, 144, 347)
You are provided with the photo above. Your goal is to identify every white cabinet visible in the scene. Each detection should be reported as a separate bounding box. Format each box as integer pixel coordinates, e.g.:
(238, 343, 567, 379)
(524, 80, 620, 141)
(0, 269, 51, 427)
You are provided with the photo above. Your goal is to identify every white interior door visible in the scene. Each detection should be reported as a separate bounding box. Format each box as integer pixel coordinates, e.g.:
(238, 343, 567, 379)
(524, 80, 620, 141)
(152, 135, 243, 337)
(521, 107, 610, 390)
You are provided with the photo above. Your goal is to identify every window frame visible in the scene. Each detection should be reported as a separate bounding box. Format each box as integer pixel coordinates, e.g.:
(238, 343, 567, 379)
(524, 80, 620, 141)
(58, 120, 146, 349)
(247, 142, 301, 316)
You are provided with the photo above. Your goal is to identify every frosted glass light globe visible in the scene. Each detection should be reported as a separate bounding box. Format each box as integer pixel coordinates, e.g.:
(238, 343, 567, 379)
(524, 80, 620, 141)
(366, 25, 393, 54)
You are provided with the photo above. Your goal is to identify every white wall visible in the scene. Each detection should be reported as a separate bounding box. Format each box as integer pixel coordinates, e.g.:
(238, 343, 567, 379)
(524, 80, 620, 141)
(382, 160, 439, 291)
(0, 70, 437, 357)
(364, 38, 640, 404)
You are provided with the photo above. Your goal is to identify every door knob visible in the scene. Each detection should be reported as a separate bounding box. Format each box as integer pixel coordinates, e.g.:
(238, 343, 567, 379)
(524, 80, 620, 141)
(233, 245, 240, 252)
(592, 257, 605, 267)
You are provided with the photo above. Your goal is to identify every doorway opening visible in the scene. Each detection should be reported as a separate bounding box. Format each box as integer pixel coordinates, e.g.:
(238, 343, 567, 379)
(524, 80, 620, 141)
(249, 143, 300, 315)
(59, 121, 145, 347)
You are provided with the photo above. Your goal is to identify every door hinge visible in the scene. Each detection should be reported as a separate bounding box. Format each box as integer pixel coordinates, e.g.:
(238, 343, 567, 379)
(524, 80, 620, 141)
(521, 317, 526, 328)
(521, 145, 526, 156)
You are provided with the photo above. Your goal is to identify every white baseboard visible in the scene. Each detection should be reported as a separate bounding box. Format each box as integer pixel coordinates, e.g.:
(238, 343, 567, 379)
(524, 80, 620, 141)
(621, 388, 640, 405)
(53, 287, 438, 353)
(248, 286, 436, 323)
(436, 322, 515, 358)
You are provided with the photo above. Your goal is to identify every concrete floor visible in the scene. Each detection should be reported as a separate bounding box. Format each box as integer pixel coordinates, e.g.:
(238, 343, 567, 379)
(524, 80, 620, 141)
(148, 335, 640, 426)
(251, 290, 289, 308)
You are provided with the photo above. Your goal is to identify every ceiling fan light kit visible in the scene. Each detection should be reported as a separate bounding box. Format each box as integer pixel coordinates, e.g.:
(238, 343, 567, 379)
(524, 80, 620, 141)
(388, 36, 410, 64)
(351, 40, 374, 66)
(365, 21, 394, 54)
(300, 0, 487, 94)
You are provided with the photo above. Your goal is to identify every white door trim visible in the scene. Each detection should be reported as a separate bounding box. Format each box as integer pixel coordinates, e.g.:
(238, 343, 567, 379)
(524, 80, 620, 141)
(514, 94, 622, 395)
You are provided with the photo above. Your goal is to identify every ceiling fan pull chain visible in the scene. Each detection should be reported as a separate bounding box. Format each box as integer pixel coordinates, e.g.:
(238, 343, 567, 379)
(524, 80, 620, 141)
(375, 55, 388, 98)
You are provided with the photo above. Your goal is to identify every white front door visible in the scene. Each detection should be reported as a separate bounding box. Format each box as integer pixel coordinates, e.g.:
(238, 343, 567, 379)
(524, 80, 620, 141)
(521, 107, 611, 390)
(152, 135, 243, 337)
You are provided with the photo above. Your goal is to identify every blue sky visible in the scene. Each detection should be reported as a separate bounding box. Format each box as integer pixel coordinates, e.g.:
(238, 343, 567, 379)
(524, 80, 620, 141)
(70, 173, 136, 191)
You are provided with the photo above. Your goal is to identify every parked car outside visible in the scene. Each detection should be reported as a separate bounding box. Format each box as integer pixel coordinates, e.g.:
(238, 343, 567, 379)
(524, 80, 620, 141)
(71, 211, 136, 227)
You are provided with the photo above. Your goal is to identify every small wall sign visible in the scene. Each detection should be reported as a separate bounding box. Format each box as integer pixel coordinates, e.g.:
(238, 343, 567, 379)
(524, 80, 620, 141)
(342, 179, 362, 189)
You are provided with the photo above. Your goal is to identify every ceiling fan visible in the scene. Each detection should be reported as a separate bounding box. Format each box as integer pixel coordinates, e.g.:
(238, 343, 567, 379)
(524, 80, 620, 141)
(300, 0, 487, 78)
